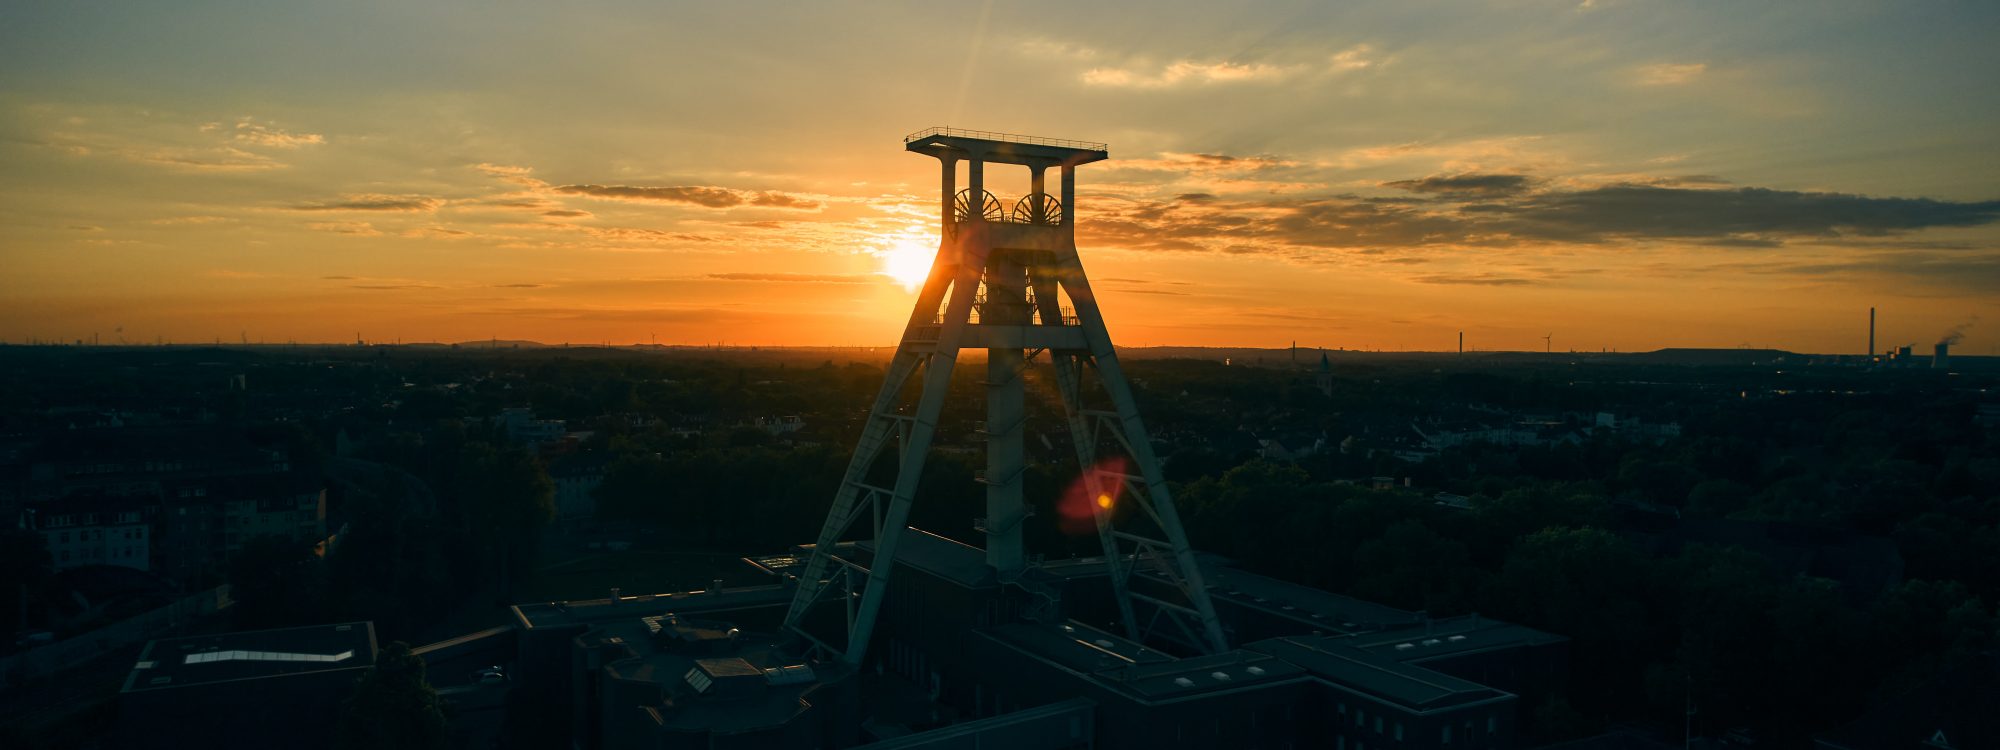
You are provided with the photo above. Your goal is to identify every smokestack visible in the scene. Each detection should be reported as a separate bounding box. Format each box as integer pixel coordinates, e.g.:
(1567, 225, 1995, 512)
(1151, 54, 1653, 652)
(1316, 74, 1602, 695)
(1458, 331, 1464, 354)
(1868, 307, 1875, 358)
(1934, 342, 1950, 370)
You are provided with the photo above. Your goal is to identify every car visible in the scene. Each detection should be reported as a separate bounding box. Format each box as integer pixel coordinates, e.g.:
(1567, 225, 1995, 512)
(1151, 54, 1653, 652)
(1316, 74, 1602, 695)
(472, 666, 506, 684)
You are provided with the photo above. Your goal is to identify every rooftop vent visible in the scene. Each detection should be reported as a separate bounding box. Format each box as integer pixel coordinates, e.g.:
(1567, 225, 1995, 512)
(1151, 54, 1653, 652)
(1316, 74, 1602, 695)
(1422, 638, 1441, 646)
(1094, 639, 1115, 648)
(1173, 677, 1195, 687)
(1448, 635, 1468, 642)
(1394, 643, 1416, 651)
(1211, 671, 1232, 681)
(1246, 665, 1267, 676)
(685, 667, 714, 694)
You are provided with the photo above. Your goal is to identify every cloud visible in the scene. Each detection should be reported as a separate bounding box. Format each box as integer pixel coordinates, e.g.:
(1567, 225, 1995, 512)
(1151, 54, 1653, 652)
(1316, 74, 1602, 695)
(304, 221, 383, 236)
(1329, 44, 1378, 71)
(134, 146, 283, 172)
(1383, 173, 1534, 197)
(1503, 185, 2000, 243)
(552, 184, 823, 210)
(1077, 175, 2000, 255)
(1768, 251, 2000, 295)
(402, 226, 472, 239)
(293, 194, 442, 212)
(542, 209, 592, 218)
(1411, 274, 1537, 286)
(493, 283, 545, 288)
(1083, 60, 1294, 89)
(215, 118, 325, 148)
(1635, 63, 1707, 86)
(1330, 135, 1558, 172)
(1117, 152, 1297, 174)
(707, 272, 876, 284)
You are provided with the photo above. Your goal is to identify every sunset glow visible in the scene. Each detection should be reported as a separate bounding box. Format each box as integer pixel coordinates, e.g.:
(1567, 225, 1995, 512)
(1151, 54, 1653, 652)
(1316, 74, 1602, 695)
(2, 2, 1996, 352)
(875, 232, 938, 292)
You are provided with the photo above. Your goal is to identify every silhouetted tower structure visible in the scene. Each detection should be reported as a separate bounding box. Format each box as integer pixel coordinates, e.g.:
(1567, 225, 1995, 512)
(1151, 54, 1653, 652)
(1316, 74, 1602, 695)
(1316, 351, 1334, 397)
(782, 128, 1228, 665)
(1868, 307, 1876, 358)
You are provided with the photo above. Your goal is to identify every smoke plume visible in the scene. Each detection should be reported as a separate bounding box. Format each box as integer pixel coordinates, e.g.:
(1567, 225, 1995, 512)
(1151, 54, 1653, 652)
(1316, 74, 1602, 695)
(1938, 317, 1978, 347)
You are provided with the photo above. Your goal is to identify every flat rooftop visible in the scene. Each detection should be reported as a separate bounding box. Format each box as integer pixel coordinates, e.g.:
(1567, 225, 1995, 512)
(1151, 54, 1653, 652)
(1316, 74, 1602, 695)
(1199, 566, 1425, 635)
(1347, 614, 1568, 665)
(122, 621, 376, 693)
(981, 620, 1306, 704)
(511, 583, 791, 630)
(1245, 636, 1512, 712)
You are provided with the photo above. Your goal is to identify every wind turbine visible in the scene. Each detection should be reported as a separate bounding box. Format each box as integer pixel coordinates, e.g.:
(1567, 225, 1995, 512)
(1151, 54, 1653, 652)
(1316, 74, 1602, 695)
(1542, 333, 1552, 353)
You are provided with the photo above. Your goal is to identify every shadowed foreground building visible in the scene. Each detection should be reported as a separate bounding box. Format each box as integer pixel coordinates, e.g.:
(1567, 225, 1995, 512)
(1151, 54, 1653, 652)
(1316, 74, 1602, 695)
(111, 621, 378, 749)
(511, 534, 1563, 749)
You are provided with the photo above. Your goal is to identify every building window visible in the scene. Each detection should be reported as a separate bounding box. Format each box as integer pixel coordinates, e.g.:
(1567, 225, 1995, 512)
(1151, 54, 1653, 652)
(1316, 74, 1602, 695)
(1488, 715, 1497, 733)
(1444, 725, 1452, 744)
(1356, 710, 1364, 727)
(1396, 722, 1404, 741)
(1375, 716, 1383, 733)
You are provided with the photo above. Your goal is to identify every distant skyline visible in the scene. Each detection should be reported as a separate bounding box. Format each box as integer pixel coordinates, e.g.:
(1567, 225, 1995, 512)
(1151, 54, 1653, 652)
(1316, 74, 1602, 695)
(3, 1, 1997, 354)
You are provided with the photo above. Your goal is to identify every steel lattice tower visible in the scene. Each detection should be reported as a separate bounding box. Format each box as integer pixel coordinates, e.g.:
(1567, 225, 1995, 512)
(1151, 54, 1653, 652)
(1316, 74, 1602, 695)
(782, 128, 1227, 666)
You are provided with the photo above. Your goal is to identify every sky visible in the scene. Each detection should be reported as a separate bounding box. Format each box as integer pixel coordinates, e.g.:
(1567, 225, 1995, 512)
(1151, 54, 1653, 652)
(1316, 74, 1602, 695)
(2, 0, 1997, 354)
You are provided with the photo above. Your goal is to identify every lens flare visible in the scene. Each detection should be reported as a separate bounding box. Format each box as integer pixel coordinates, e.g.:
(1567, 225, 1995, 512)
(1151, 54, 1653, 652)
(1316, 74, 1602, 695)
(1058, 457, 1130, 535)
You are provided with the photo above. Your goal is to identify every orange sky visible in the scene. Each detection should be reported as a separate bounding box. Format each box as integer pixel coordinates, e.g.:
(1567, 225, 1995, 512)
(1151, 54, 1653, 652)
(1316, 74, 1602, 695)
(3, 2, 1997, 354)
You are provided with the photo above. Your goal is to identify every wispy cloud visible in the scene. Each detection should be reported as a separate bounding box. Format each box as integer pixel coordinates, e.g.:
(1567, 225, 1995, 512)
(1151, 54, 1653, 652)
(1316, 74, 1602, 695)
(1634, 62, 1707, 86)
(305, 221, 382, 236)
(553, 184, 823, 210)
(293, 195, 442, 212)
(1329, 44, 1379, 71)
(1083, 59, 1295, 89)
(1080, 172, 2000, 257)
(205, 118, 324, 148)
(1383, 173, 1535, 197)
(1411, 273, 1537, 286)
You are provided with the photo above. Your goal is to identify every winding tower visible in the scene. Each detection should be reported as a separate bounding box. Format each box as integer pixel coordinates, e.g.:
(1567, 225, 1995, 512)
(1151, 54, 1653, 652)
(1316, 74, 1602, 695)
(782, 128, 1227, 666)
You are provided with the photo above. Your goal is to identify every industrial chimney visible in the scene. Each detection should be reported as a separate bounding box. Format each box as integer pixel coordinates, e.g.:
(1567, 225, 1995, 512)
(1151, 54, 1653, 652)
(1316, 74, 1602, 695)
(1868, 307, 1876, 359)
(1934, 342, 1950, 370)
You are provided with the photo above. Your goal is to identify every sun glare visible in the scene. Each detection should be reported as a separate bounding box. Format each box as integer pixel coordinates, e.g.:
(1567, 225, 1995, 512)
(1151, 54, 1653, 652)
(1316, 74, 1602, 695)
(876, 233, 937, 292)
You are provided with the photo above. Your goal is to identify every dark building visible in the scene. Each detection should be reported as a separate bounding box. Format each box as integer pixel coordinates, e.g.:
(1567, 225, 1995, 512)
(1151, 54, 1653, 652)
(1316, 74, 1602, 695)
(512, 526, 1565, 750)
(513, 584, 859, 749)
(112, 621, 378, 749)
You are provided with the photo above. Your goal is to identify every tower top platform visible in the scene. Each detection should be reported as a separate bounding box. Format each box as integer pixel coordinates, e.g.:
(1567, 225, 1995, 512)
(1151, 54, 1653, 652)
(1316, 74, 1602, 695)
(904, 127, 1109, 167)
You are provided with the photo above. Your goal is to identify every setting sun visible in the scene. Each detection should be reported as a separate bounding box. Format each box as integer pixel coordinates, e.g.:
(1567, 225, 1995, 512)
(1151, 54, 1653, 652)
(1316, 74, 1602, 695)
(876, 232, 938, 292)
